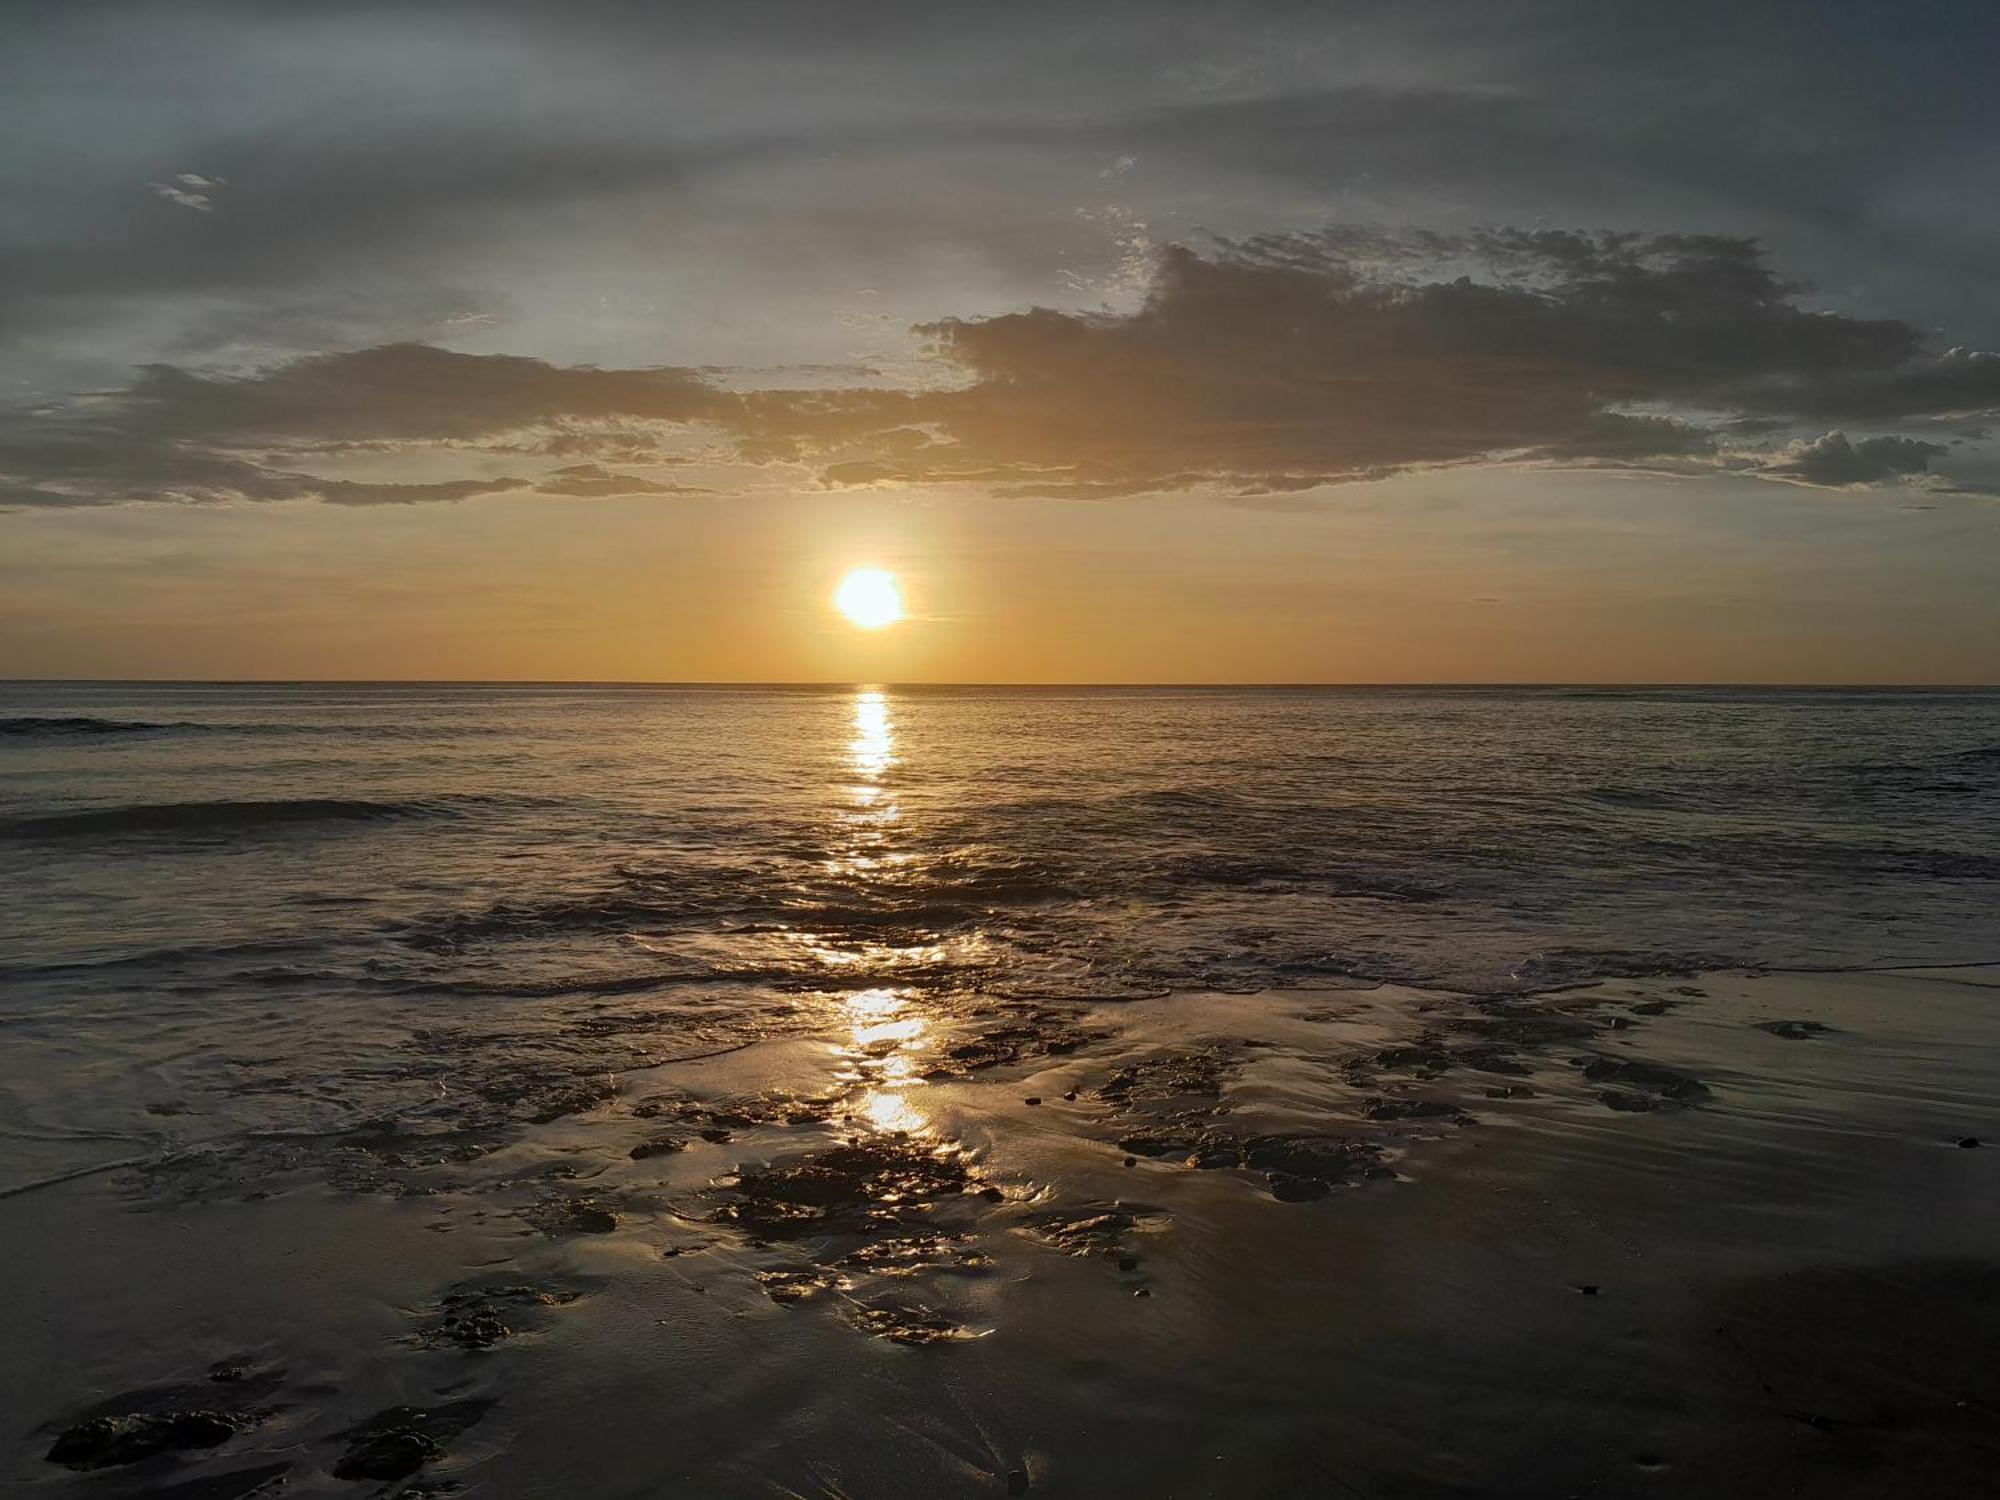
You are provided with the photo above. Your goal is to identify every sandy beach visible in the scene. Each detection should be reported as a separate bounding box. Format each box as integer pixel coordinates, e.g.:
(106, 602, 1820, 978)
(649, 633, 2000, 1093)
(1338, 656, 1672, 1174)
(7, 962, 1997, 1498)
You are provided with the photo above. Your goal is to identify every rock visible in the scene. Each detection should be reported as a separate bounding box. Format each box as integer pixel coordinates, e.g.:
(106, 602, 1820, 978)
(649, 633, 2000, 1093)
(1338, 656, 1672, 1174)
(1580, 1055, 1710, 1105)
(1755, 1020, 1836, 1040)
(526, 1196, 620, 1235)
(629, 1135, 687, 1159)
(334, 1428, 440, 1481)
(1267, 1173, 1330, 1203)
(47, 1411, 249, 1470)
(1023, 1097, 1041, 1106)
(1006, 1467, 1030, 1495)
(1959, 1137, 1982, 1149)
(332, 1401, 491, 1483)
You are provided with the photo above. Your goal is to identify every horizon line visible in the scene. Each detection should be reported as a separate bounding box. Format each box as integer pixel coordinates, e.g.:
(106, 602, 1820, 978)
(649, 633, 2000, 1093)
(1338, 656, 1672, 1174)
(5, 678, 1999, 692)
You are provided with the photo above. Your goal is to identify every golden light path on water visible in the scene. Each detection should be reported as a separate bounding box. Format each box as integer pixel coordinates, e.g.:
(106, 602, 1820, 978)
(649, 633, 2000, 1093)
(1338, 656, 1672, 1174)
(832, 688, 934, 1136)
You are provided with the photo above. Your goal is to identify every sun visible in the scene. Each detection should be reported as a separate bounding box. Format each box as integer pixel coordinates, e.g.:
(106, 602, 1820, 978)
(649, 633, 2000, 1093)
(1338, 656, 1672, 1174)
(833, 567, 904, 630)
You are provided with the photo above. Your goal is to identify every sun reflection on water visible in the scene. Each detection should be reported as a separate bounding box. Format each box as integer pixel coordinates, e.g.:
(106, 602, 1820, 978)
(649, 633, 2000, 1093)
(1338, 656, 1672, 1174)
(848, 688, 895, 804)
(839, 984, 932, 1134)
(817, 695, 945, 1135)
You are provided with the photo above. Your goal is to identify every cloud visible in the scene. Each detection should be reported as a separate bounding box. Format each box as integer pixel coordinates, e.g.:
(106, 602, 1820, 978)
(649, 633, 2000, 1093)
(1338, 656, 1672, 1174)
(4, 229, 1997, 510)
(733, 229, 1986, 498)
(148, 174, 220, 212)
(533, 463, 709, 498)
(1762, 432, 1947, 487)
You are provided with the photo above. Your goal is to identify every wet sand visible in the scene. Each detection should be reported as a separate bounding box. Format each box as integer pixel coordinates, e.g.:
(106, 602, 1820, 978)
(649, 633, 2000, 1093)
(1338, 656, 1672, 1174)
(5, 965, 1999, 1498)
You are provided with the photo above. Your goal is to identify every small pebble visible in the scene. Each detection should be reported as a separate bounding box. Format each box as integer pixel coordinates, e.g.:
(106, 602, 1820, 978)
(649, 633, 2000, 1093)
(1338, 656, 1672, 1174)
(1132, 1288, 1150, 1298)
(1580, 1284, 1601, 1297)
(1958, 1137, 1981, 1149)
(1122, 1156, 1137, 1168)
(1006, 1469, 1030, 1496)
(1063, 1090, 1078, 1101)
(1024, 1097, 1041, 1107)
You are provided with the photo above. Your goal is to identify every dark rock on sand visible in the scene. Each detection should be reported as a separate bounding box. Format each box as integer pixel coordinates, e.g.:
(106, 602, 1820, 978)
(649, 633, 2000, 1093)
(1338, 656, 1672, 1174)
(1095, 1049, 1235, 1105)
(758, 1268, 846, 1303)
(524, 1196, 620, 1235)
(850, 1300, 976, 1344)
(332, 1400, 493, 1482)
(838, 1233, 990, 1275)
(1025, 1204, 1165, 1257)
(1267, 1173, 1330, 1202)
(629, 1134, 687, 1159)
(47, 1410, 258, 1470)
(1959, 1137, 1982, 1149)
(414, 1282, 580, 1350)
(1578, 1054, 1711, 1110)
(1365, 1097, 1465, 1122)
(716, 1138, 977, 1240)
(1756, 1020, 1838, 1040)
(1241, 1133, 1379, 1183)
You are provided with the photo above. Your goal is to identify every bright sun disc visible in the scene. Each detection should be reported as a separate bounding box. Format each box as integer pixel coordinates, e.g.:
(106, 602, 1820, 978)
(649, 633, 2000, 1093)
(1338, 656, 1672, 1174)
(834, 567, 904, 630)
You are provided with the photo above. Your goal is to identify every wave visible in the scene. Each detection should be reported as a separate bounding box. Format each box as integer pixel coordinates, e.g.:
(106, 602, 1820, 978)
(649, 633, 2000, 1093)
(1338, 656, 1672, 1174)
(0, 797, 435, 840)
(0, 715, 208, 738)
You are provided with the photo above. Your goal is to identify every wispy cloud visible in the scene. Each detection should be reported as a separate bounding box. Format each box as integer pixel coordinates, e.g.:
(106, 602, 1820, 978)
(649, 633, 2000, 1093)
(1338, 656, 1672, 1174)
(147, 172, 223, 212)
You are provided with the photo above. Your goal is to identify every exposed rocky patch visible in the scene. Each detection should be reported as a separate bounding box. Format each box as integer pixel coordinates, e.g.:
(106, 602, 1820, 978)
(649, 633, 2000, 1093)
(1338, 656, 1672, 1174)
(412, 1280, 582, 1350)
(848, 1299, 982, 1345)
(632, 1087, 841, 1130)
(1756, 1019, 1838, 1040)
(714, 1138, 979, 1242)
(40, 1368, 286, 1472)
(522, 1194, 622, 1235)
(1024, 1204, 1168, 1258)
(919, 1007, 1106, 1080)
(1094, 1047, 1238, 1106)
(1576, 1054, 1712, 1111)
(757, 1268, 849, 1304)
(46, 1410, 265, 1470)
(331, 1399, 493, 1483)
(627, 1133, 688, 1159)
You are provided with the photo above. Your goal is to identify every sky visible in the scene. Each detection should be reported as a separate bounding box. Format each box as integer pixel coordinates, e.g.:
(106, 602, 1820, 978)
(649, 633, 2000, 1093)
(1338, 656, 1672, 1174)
(2, 0, 1997, 683)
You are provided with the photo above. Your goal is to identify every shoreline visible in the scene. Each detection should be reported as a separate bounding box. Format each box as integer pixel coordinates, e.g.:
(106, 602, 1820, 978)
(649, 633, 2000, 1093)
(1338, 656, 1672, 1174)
(5, 964, 1998, 1495)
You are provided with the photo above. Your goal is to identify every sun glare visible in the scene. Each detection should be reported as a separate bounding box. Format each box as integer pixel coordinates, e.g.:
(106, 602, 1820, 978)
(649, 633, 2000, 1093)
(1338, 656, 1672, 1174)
(834, 567, 904, 630)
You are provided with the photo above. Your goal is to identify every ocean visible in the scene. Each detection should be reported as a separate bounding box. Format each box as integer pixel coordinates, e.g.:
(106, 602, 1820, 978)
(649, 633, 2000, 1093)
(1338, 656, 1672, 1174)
(7, 681, 2000, 1496)
(3, 681, 1998, 1198)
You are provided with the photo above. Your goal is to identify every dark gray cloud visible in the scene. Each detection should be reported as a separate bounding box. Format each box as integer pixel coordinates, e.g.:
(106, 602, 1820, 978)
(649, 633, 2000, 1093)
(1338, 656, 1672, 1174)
(0, 343, 727, 507)
(737, 230, 1987, 498)
(2, 0, 1995, 397)
(4, 230, 1994, 510)
(1765, 432, 1947, 487)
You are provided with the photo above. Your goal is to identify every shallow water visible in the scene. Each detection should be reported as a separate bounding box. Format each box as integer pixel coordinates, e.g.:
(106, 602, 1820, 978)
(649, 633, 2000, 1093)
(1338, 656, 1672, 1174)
(2, 681, 1998, 1190)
